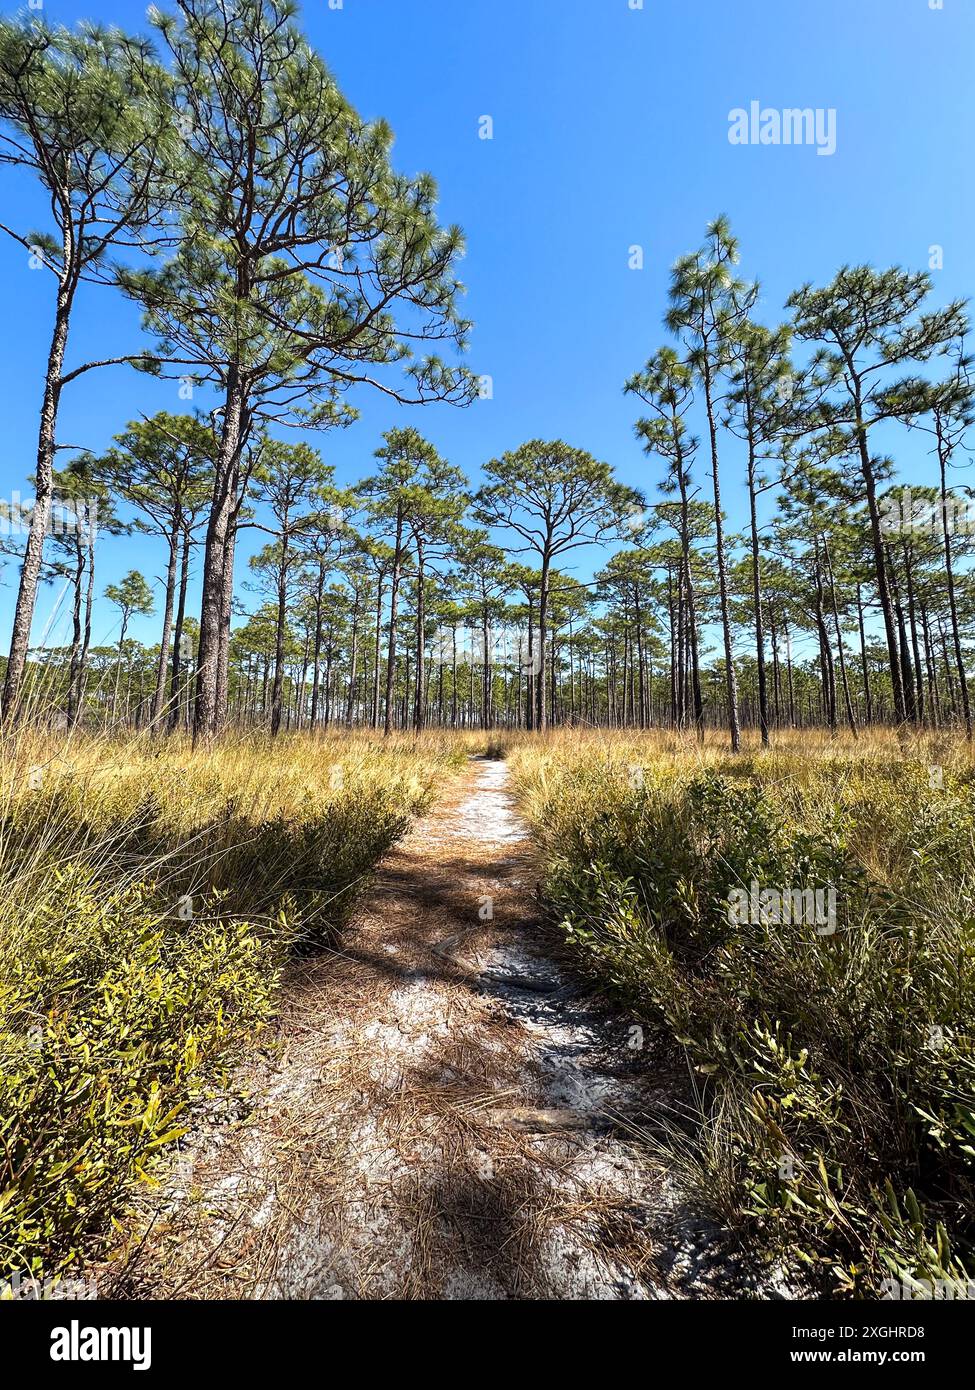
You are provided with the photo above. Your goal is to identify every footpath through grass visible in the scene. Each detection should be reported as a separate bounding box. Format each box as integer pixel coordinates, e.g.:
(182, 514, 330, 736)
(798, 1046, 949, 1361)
(0, 729, 464, 1284)
(508, 728, 975, 1298)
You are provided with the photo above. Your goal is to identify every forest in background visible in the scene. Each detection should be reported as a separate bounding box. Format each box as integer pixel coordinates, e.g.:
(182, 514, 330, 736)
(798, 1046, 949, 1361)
(1, 0, 975, 1309)
(0, 4, 973, 749)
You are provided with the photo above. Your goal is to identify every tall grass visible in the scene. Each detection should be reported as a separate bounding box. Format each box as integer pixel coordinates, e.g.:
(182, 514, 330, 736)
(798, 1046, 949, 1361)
(0, 728, 463, 1282)
(509, 728, 975, 1297)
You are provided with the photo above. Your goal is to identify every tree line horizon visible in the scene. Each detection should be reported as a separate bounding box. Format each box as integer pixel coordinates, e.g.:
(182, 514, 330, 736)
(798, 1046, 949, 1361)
(1, 1, 973, 747)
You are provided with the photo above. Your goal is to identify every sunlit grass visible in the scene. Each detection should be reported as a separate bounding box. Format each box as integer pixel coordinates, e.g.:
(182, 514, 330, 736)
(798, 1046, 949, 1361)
(0, 726, 464, 1282)
(5, 720, 974, 1296)
(507, 726, 975, 1297)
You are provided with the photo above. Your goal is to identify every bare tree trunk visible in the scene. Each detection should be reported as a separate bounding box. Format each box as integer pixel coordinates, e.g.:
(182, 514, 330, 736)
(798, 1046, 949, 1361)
(747, 446, 770, 746)
(168, 528, 192, 733)
(194, 371, 245, 743)
(152, 524, 180, 727)
(769, 611, 782, 726)
(525, 594, 535, 731)
(370, 575, 384, 729)
(346, 587, 361, 726)
(824, 538, 857, 737)
(413, 549, 425, 732)
(921, 604, 940, 730)
(939, 621, 958, 720)
(75, 524, 96, 725)
(668, 567, 679, 728)
(938, 423, 972, 738)
(702, 358, 741, 750)
(887, 551, 917, 723)
(854, 393, 905, 721)
(535, 556, 550, 731)
(2, 291, 72, 722)
(383, 508, 404, 737)
(481, 612, 492, 730)
(214, 489, 241, 735)
(685, 562, 705, 740)
(901, 542, 925, 725)
(270, 535, 290, 737)
(856, 584, 873, 725)
(65, 534, 85, 727)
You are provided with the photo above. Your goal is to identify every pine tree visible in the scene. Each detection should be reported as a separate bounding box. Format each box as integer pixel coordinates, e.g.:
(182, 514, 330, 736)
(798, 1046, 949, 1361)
(666, 216, 755, 751)
(126, 0, 474, 743)
(788, 265, 967, 723)
(99, 413, 214, 726)
(724, 317, 794, 746)
(0, 17, 176, 720)
(475, 441, 641, 731)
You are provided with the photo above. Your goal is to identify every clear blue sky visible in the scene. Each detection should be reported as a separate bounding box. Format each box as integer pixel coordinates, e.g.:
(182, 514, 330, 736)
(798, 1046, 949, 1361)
(1, 0, 973, 653)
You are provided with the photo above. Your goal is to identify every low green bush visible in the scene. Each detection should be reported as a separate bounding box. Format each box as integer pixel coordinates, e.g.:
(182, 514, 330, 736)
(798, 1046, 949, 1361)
(0, 869, 279, 1278)
(514, 746, 975, 1296)
(0, 731, 455, 1282)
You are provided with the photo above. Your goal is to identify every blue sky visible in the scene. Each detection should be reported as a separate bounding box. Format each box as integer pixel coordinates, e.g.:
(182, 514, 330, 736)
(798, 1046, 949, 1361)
(1, 0, 973, 653)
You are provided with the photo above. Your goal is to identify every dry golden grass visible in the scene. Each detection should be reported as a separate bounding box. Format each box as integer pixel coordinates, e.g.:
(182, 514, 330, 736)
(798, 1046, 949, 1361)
(5, 720, 974, 1297)
(0, 725, 466, 1283)
(505, 724, 975, 1296)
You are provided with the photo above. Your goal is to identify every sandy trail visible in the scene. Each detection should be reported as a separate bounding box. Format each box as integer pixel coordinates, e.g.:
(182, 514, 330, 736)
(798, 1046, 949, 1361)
(111, 756, 734, 1300)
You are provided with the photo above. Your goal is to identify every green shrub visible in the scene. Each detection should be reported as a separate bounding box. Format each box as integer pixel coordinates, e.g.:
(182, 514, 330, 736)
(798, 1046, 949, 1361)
(0, 731, 455, 1280)
(0, 869, 279, 1277)
(514, 746, 975, 1296)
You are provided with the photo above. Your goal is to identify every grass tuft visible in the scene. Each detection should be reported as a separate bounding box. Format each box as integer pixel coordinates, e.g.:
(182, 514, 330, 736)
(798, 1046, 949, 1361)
(509, 728, 975, 1297)
(0, 728, 462, 1281)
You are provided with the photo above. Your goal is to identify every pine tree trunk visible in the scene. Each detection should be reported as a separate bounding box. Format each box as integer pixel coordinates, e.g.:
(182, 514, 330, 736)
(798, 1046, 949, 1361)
(65, 534, 85, 727)
(670, 566, 681, 728)
(887, 553, 917, 723)
(168, 529, 192, 733)
(525, 595, 535, 731)
(413, 547, 425, 732)
(152, 525, 181, 727)
(769, 612, 782, 726)
(383, 508, 404, 737)
(194, 371, 245, 743)
(824, 538, 857, 737)
(482, 612, 492, 730)
(853, 392, 906, 722)
(2, 290, 72, 723)
(938, 423, 972, 738)
(702, 358, 741, 751)
(535, 555, 551, 731)
(634, 587, 646, 730)
(901, 543, 925, 725)
(747, 444, 770, 747)
(346, 590, 361, 726)
(215, 517, 237, 733)
(270, 533, 290, 737)
(920, 603, 940, 730)
(856, 584, 873, 725)
(370, 574, 384, 729)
